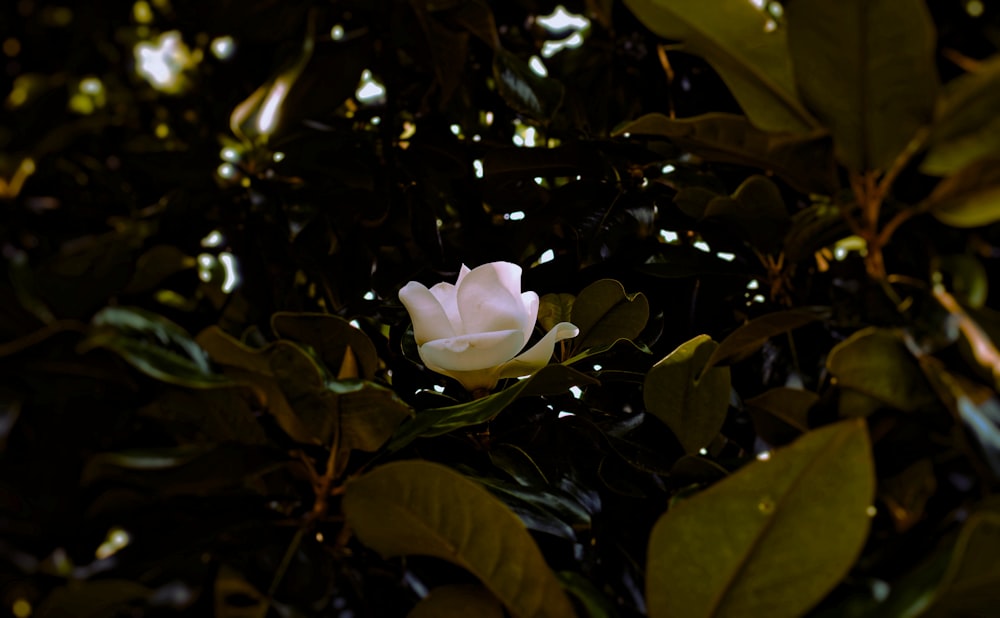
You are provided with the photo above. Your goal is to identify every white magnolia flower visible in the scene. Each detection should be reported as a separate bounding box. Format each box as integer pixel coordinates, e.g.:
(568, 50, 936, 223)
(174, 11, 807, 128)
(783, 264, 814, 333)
(399, 261, 579, 393)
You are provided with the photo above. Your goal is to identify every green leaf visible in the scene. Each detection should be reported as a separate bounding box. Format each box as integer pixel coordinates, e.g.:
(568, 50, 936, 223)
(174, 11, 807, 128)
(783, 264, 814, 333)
(215, 565, 267, 618)
(79, 306, 231, 388)
(786, 0, 939, 172)
(646, 419, 875, 618)
(409, 584, 505, 618)
(343, 460, 576, 618)
(920, 158, 1000, 227)
(622, 1, 817, 134)
(827, 327, 937, 413)
(570, 279, 649, 352)
(270, 340, 340, 444)
(644, 335, 731, 454)
(617, 113, 836, 194)
(558, 572, 621, 618)
(706, 309, 826, 369)
(744, 387, 816, 447)
(36, 580, 151, 618)
(331, 380, 413, 454)
(703, 175, 790, 252)
(782, 202, 851, 263)
(271, 312, 380, 380)
(387, 364, 598, 451)
(538, 293, 575, 332)
(921, 509, 1000, 617)
(492, 48, 564, 123)
(922, 55, 1000, 176)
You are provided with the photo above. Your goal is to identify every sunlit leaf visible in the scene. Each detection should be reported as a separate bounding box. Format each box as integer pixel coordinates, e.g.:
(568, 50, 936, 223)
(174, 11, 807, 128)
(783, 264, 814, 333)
(616, 113, 835, 194)
(622, 0, 817, 134)
(922, 55, 1000, 176)
(570, 279, 649, 352)
(827, 327, 937, 413)
(786, 0, 939, 171)
(920, 158, 1000, 228)
(644, 334, 730, 454)
(646, 420, 875, 618)
(343, 460, 576, 618)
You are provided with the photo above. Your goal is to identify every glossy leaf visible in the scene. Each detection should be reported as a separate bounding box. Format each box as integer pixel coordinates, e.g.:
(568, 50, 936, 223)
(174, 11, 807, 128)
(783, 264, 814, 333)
(921, 509, 1000, 617)
(387, 364, 598, 451)
(920, 158, 1000, 227)
(646, 420, 875, 618)
(343, 460, 576, 618)
(827, 328, 937, 413)
(538, 293, 575, 333)
(271, 312, 380, 380)
(409, 584, 504, 618)
(744, 387, 816, 447)
(617, 112, 836, 194)
(79, 306, 231, 388)
(492, 48, 564, 122)
(706, 309, 825, 369)
(786, 0, 939, 171)
(622, 1, 817, 134)
(922, 55, 1000, 176)
(570, 279, 649, 352)
(644, 335, 731, 454)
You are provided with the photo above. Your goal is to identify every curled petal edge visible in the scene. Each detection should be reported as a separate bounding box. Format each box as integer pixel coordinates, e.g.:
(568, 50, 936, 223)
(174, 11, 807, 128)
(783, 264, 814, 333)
(499, 321, 580, 380)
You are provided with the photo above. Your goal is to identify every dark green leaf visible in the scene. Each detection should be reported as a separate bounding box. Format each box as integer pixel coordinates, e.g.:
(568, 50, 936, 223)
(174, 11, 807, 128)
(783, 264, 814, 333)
(786, 0, 939, 171)
(920, 158, 1000, 227)
(622, 1, 817, 133)
(617, 113, 835, 194)
(343, 460, 576, 618)
(644, 335, 731, 454)
(492, 48, 564, 122)
(706, 309, 826, 369)
(646, 420, 875, 618)
(409, 585, 504, 618)
(744, 387, 816, 446)
(271, 312, 379, 380)
(538, 293, 574, 333)
(570, 279, 649, 352)
(922, 55, 1000, 176)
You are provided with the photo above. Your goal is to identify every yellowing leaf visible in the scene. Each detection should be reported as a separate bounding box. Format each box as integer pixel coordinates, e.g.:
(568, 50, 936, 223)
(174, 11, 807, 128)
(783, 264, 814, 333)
(343, 460, 575, 618)
(647, 420, 875, 618)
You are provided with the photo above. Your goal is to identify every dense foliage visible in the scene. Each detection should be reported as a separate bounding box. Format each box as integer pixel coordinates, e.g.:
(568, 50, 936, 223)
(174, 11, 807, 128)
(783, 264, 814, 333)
(2, 0, 1000, 616)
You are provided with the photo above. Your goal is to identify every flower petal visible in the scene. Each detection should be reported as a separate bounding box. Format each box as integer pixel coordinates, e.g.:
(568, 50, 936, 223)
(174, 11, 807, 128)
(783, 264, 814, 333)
(498, 321, 580, 379)
(429, 281, 462, 334)
(399, 281, 456, 344)
(419, 329, 524, 372)
(456, 262, 528, 335)
(520, 291, 539, 346)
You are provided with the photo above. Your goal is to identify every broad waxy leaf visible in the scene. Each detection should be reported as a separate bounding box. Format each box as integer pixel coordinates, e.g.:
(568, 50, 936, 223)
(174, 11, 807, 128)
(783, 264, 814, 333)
(538, 293, 574, 333)
(922, 54, 1000, 176)
(623, 0, 817, 134)
(920, 158, 1000, 227)
(786, 0, 939, 172)
(644, 334, 731, 453)
(706, 309, 826, 369)
(617, 112, 836, 194)
(827, 328, 937, 413)
(921, 509, 1000, 617)
(570, 279, 649, 352)
(387, 364, 597, 451)
(79, 306, 231, 388)
(409, 584, 504, 618)
(647, 420, 875, 618)
(343, 460, 576, 618)
(492, 48, 564, 122)
(271, 312, 379, 380)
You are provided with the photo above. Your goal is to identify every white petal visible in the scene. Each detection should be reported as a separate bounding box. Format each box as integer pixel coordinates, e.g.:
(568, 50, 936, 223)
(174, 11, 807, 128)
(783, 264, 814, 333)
(429, 281, 463, 334)
(498, 321, 579, 379)
(419, 329, 524, 372)
(399, 281, 456, 344)
(456, 263, 528, 335)
(520, 291, 539, 346)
